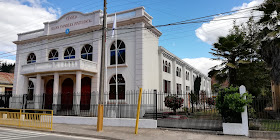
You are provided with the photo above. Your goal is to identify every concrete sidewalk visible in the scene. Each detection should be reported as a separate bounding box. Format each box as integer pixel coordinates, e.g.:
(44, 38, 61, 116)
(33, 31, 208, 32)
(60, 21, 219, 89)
(48, 123, 271, 140)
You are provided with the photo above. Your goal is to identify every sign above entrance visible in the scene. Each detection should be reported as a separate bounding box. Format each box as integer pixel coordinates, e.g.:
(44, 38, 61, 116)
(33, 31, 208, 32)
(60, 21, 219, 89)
(46, 11, 99, 36)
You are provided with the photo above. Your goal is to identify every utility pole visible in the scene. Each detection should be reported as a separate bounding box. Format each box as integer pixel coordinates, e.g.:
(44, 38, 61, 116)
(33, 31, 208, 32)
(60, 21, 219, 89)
(97, 0, 107, 132)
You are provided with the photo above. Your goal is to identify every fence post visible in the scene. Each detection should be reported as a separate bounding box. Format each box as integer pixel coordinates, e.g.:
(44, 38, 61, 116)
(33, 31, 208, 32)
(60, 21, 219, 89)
(154, 90, 157, 120)
(51, 110, 53, 130)
(19, 109, 21, 127)
(240, 85, 249, 136)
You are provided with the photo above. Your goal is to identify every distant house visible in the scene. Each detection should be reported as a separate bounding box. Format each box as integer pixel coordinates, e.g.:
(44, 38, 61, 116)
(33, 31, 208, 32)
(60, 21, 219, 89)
(0, 72, 13, 94)
(211, 77, 229, 88)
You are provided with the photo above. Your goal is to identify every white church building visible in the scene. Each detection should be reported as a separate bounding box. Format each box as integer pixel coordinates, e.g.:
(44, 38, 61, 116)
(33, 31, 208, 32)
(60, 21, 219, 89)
(11, 7, 211, 114)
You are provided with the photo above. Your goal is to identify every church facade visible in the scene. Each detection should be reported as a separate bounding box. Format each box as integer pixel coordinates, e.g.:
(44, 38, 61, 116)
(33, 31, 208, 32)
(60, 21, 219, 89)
(12, 7, 211, 113)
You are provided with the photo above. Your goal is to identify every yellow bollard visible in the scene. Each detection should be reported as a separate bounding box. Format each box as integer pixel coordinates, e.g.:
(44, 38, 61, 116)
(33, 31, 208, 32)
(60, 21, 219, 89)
(135, 88, 143, 134)
(97, 104, 104, 132)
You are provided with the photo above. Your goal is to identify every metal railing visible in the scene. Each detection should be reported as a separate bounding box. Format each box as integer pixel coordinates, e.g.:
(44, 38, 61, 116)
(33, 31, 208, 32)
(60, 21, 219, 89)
(249, 97, 280, 131)
(0, 108, 53, 130)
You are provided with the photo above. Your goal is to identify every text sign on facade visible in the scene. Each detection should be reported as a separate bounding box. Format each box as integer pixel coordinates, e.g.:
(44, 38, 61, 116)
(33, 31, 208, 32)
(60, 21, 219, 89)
(48, 12, 95, 35)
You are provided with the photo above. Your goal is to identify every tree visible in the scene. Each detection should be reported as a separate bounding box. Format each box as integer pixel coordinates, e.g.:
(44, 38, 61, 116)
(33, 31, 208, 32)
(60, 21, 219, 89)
(210, 20, 271, 97)
(0, 62, 15, 73)
(257, 0, 280, 84)
(215, 86, 253, 123)
(236, 61, 271, 97)
(189, 76, 201, 112)
(164, 95, 184, 114)
(194, 76, 201, 96)
(256, 0, 280, 110)
(210, 25, 247, 86)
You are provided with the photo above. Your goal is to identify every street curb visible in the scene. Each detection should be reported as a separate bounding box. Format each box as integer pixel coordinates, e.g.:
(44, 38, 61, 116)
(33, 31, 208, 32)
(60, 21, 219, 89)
(249, 130, 280, 139)
(0, 125, 122, 140)
(158, 127, 223, 135)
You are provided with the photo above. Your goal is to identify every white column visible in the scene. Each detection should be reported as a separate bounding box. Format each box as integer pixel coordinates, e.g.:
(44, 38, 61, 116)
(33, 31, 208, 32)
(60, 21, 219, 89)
(19, 76, 29, 109)
(159, 52, 163, 92)
(90, 76, 98, 113)
(74, 71, 82, 115)
(172, 59, 176, 93)
(23, 76, 29, 95)
(34, 74, 41, 109)
(182, 67, 186, 94)
(53, 72, 59, 114)
(40, 79, 44, 109)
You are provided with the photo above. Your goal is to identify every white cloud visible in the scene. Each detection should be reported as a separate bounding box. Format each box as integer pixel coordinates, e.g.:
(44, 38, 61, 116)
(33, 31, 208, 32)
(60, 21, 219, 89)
(183, 57, 222, 76)
(0, 0, 59, 56)
(0, 59, 16, 64)
(195, 0, 264, 44)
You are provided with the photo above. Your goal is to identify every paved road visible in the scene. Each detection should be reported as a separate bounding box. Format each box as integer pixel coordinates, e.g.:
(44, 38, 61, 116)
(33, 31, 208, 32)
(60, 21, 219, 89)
(0, 127, 103, 140)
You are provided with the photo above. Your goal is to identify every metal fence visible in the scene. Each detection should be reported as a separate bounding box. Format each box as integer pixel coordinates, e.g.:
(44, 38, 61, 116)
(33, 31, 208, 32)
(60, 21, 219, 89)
(9, 90, 156, 119)
(7, 90, 280, 132)
(249, 96, 280, 131)
(8, 90, 222, 130)
(153, 92, 222, 131)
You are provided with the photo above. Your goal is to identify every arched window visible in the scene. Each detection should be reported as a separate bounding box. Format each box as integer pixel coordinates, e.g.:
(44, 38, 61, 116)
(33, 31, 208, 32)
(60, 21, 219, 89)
(49, 49, 58, 60)
(109, 74, 125, 100)
(168, 63, 171, 73)
(110, 40, 125, 65)
(64, 47, 75, 59)
(186, 71, 188, 80)
(27, 81, 34, 100)
(27, 53, 36, 64)
(176, 67, 179, 77)
(81, 44, 93, 61)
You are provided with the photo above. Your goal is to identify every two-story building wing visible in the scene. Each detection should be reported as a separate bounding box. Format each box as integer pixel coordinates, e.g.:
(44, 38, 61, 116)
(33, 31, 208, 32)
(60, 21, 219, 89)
(12, 7, 211, 114)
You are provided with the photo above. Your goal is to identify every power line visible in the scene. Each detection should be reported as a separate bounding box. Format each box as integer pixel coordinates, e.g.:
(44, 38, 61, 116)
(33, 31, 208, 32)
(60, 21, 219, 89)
(0, 5, 263, 57)
(0, 13, 264, 59)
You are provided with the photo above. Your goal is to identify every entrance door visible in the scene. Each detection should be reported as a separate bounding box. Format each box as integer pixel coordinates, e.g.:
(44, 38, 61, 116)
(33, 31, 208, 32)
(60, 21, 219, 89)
(45, 79, 54, 109)
(61, 78, 73, 110)
(81, 77, 91, 110)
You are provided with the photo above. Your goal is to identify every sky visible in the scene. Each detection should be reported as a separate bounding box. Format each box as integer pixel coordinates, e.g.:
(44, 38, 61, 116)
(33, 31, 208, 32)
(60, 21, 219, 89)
(0, 0, 265, 75)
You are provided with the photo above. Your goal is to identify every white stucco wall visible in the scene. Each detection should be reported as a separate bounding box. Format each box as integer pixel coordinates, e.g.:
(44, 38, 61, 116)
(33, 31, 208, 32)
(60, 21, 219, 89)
(106, 24, 137, 91)
(159, 48, 211, 95)
(142, 27, 160, 91)
(53, 116, 157, 128)
(12, 7, 211, 110)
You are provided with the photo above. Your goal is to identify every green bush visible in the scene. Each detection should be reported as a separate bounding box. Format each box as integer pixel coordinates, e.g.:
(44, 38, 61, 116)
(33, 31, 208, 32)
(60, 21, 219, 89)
(215, 86, 253, 123)
(164, 95, 184, 114)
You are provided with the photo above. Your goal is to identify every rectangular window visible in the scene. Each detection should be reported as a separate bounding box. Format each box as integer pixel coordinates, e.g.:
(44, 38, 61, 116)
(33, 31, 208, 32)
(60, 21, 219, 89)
(167, 81, 171, 93)
(177, 84, 181, 95)
(163, 80, 171, 93)
(109, 85, 125, 100)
